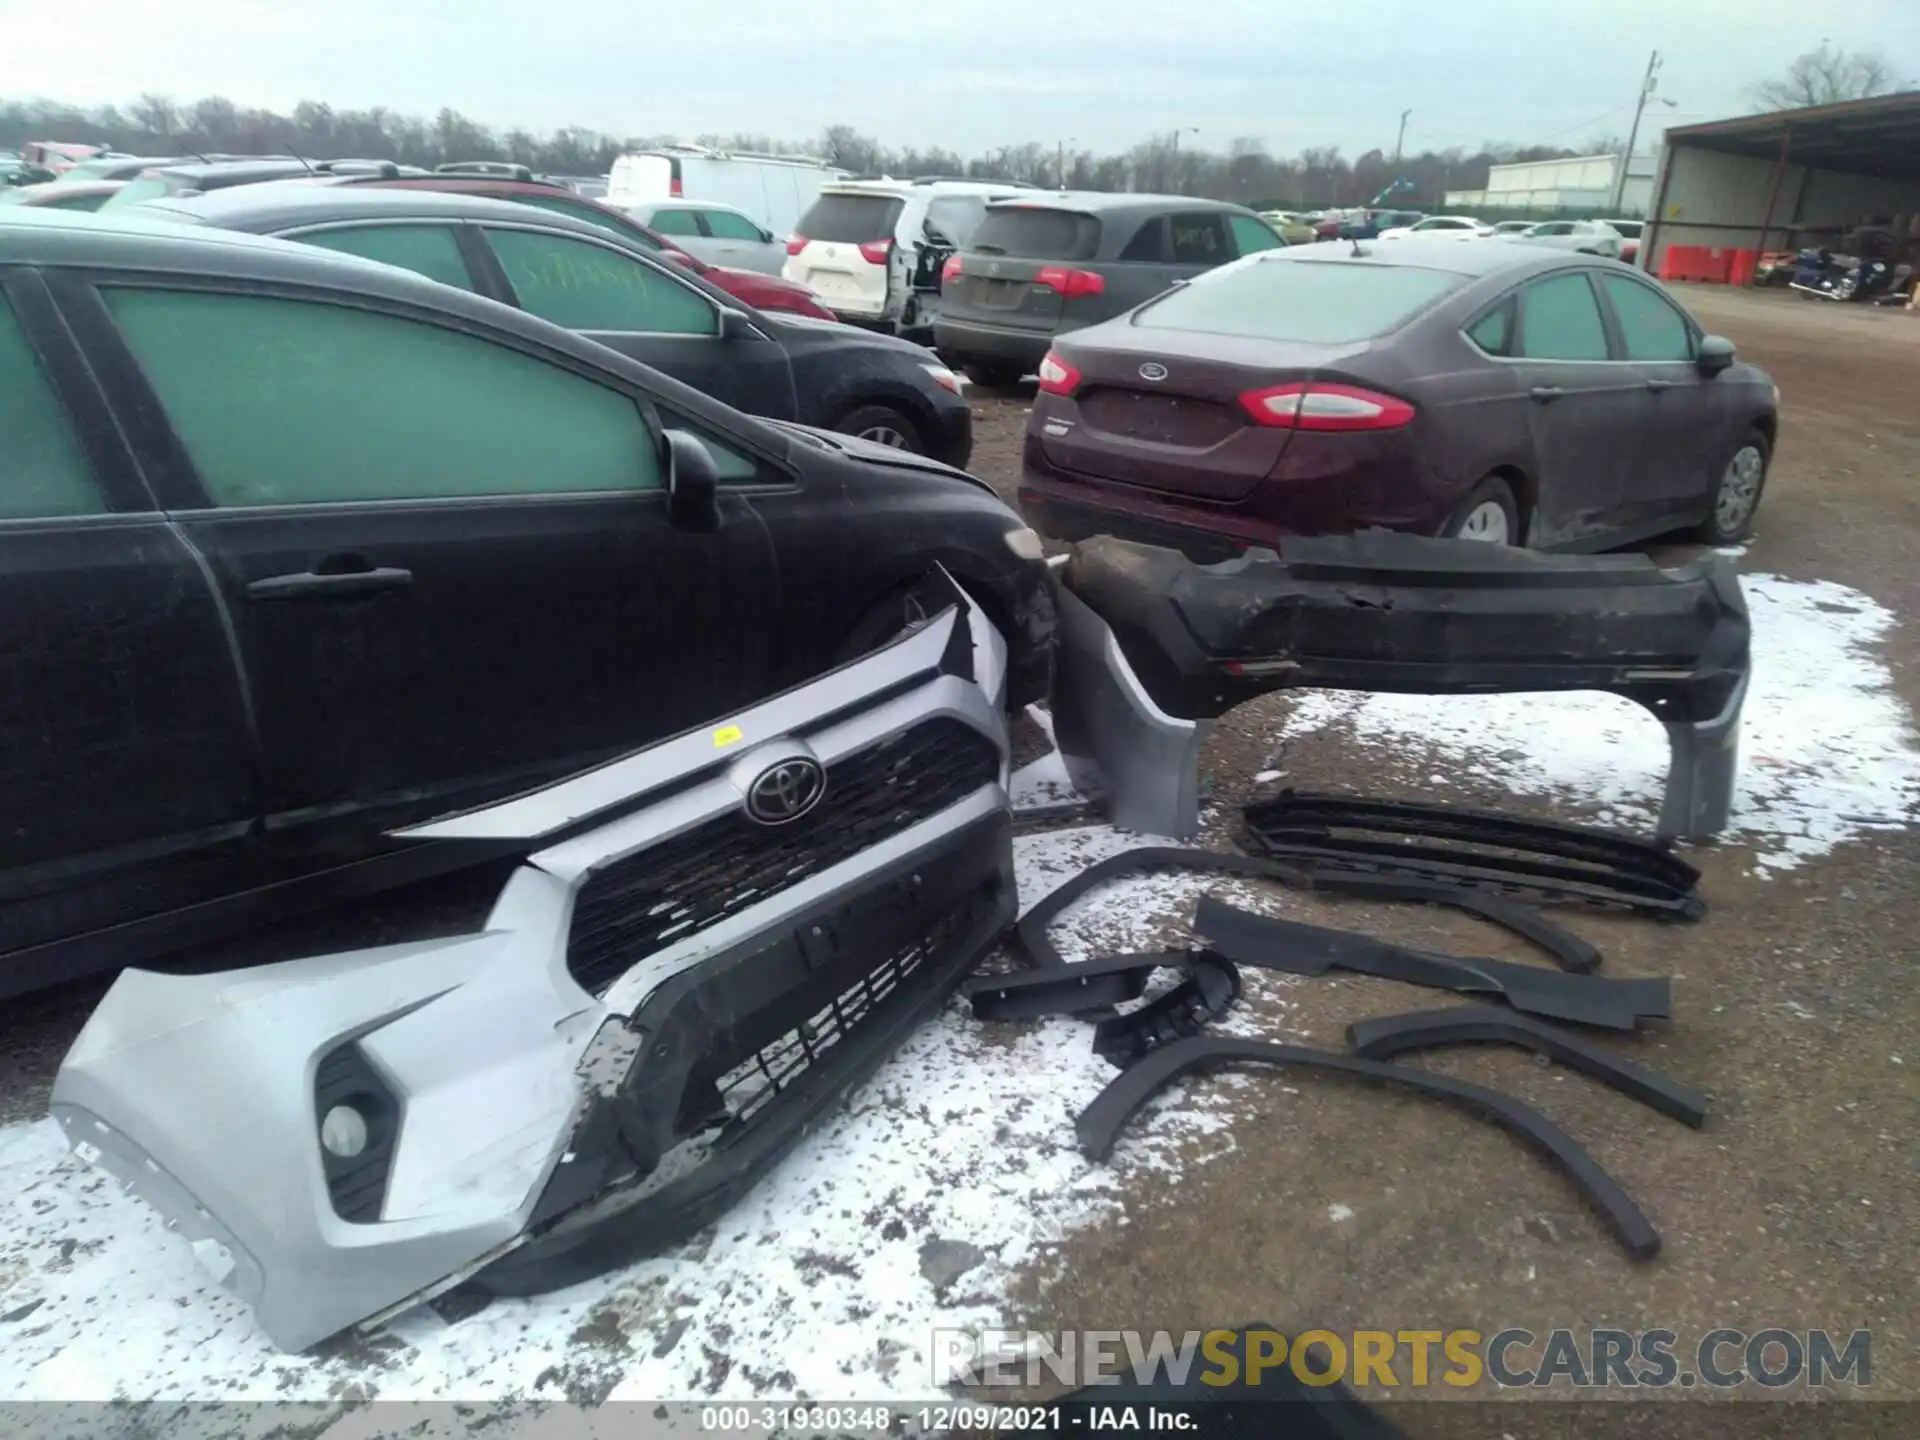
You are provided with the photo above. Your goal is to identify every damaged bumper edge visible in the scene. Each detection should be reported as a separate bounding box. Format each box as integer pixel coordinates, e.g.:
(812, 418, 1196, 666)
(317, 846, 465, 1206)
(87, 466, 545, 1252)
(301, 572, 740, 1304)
(1058, 532, 1753, 842)
(51, 579, 1017, 1353)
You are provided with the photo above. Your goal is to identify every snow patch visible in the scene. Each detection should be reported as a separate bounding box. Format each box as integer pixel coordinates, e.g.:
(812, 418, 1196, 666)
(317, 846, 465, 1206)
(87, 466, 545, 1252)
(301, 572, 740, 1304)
(1273, 574, 1920, 868)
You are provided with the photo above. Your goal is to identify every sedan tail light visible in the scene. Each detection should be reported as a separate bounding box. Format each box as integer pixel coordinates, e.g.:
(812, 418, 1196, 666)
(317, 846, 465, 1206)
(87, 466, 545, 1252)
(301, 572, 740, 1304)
(786, 234, 808, 256)
(858, 239, 893, 265)
(941, 253, 963, 283)
(1238, 382, 1416, 431)
(1036, 352, 1081, 396)
(1034, 265, 1105, 298)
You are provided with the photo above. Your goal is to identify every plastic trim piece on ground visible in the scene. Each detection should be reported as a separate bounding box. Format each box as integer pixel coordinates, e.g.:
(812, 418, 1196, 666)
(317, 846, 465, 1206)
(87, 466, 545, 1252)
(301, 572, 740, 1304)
(1241, 790, 1706, 921)
(1347, 1006, 1709, 1128)
(1075, 1035, 1662, 1261)
(1002, 845, 1601, 975)
(1193, 896, 1671, 1032)
(1060, 531, 1751, 841)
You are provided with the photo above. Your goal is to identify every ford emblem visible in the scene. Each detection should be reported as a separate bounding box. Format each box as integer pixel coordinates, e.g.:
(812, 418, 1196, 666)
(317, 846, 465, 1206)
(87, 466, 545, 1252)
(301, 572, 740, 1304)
(745, 757, 826, 825)
(1138, 362, 1169, 382)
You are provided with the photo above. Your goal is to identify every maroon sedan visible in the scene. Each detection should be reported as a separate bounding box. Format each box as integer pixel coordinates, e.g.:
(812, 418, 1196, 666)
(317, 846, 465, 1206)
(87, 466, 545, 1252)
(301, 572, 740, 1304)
(325, 173, 838, 321)
(1020, 239, 1779, 557)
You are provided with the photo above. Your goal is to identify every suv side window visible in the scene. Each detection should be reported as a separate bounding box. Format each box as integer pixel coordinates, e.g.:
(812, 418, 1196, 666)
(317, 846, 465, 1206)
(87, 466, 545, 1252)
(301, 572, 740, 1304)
(1117, 218, 1168, 263)
(0, 293, 106, 519)
(1168, 213, 1231, 265)
(103, 288, 662, 507)
(484, 229, 719, 335)
(295, 224, 475, 291)
(1228, 214, 1285, 255)
(1600, 274, 1696, 362)
(647, 209, 704, 237)
(701, 208, 765, 241)
(1516, 273, 1610, 361)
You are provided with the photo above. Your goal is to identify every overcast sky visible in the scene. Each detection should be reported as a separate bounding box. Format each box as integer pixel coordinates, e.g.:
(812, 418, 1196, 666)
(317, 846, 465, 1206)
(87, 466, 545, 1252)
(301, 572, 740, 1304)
(4, 1, 1918, 158)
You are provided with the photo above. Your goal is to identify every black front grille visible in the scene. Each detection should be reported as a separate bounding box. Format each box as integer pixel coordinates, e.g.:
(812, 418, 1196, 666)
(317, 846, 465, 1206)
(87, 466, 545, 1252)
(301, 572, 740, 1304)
(566, 718, 1000, 995)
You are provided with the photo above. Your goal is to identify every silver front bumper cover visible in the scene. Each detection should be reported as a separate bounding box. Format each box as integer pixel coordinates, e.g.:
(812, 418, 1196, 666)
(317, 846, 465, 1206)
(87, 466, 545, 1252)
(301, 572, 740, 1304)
(51, 582, 1024, 1353)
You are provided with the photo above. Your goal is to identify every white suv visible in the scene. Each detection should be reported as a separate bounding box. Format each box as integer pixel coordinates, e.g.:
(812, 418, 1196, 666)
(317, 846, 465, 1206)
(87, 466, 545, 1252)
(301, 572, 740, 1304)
(784, 179, 1028, 337)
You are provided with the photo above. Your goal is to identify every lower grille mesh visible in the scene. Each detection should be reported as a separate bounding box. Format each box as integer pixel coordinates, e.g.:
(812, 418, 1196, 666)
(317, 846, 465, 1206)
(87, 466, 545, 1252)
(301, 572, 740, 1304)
(715, 905, 966, 1128)
(567, 718, 1000, 994)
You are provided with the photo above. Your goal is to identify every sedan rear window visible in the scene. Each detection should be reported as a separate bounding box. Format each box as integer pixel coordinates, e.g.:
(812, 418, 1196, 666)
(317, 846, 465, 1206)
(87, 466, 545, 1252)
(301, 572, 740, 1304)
(795, 194, 905, 244)
(969, 206, 1101, 261)
(1134, 257, 1465, 343)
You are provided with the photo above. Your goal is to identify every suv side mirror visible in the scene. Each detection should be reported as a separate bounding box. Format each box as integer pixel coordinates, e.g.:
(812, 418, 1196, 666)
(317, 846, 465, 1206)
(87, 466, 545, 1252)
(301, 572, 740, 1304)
(718, 308, 757, 341)
(1696, 335, 1736, 376)
(665, 429, 721, 533)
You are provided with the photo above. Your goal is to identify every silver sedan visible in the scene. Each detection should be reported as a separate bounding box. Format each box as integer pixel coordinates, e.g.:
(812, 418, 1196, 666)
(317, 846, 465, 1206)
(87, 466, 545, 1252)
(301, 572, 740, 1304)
(625, 198, 787, 275)
(1502, 219, 1625, 258)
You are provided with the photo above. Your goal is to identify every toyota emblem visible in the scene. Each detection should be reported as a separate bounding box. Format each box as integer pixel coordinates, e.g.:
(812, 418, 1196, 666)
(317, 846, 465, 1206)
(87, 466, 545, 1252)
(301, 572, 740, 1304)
(1138, 362, 1169, 382)
(744, 757, 826, 825)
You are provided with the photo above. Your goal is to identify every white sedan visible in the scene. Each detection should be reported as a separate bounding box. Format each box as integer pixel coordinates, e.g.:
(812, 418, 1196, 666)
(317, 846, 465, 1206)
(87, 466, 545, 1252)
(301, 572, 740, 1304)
(1500, 219, 1625, 258)
(1378, 214, 1494, 242)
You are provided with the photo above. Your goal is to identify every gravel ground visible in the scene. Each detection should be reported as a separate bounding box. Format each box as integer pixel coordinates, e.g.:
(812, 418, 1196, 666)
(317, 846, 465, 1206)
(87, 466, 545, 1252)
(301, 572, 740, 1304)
(1, 286, 1914, 1431)
(961, 284, 1920, 1428)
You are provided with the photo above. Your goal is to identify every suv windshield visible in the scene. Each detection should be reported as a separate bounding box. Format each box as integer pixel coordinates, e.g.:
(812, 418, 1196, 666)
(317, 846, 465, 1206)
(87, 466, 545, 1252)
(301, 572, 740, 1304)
(1135, 257, 1465, 343)
(796, 193, 905, 244)
(968, 206, 1101, 260)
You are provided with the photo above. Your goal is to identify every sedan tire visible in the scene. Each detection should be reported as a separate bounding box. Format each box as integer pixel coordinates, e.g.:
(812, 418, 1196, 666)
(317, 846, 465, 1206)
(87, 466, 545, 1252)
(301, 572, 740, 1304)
(1442, 476, 1522, 545)
(836, 403, 925, 454)
(1693, 429, 1770, 544)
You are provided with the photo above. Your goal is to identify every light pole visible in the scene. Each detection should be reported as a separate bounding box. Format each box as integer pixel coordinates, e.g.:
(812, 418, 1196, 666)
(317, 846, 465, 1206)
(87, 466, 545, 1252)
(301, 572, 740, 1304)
(1057, 137, 1075, 190)
(1613, 50, 1667, 212)
(1393, 108, 1411, 164)
(1171, 126, 1198, 154)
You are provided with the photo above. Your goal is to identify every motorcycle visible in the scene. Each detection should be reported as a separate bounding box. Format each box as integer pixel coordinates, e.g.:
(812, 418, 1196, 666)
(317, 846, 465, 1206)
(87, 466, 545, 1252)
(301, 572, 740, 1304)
(1790, 231, 1912, 303)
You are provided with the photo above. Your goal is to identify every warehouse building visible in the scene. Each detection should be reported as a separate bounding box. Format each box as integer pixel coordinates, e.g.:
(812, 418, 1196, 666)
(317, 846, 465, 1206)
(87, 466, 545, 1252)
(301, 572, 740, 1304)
(1639, 92, 1920, 280)
(1444, 152, 1656, 216)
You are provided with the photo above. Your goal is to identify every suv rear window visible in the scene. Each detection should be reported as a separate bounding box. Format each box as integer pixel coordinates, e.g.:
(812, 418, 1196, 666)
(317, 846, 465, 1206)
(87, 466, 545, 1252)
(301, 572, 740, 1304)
(968, 206, 1100, 261)
(1135, 257, 1465, 343)
(796, 193, 905, 244)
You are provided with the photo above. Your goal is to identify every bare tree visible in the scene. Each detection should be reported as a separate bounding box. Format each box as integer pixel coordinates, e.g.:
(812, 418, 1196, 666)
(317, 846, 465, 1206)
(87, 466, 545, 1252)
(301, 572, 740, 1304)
(1750, 42, 1902, 110)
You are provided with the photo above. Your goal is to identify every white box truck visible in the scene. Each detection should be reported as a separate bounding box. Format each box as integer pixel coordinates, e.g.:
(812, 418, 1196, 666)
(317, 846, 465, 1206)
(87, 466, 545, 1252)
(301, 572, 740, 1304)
(607, 146, 848, 240)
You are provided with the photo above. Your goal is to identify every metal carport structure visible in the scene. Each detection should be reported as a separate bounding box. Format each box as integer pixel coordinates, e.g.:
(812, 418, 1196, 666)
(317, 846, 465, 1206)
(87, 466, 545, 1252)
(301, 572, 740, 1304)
(1641, 92, 1920, 280)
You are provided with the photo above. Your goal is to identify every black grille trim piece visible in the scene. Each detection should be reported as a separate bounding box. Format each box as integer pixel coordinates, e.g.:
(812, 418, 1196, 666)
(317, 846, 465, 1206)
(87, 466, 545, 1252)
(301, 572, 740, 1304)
(566, 718, 1001, 995)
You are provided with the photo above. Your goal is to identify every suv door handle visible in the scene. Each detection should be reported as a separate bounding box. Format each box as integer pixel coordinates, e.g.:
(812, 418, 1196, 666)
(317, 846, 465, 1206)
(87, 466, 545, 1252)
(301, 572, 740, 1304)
(1645, 378, 1679, 392)
(1529, 385, 1566, 403)
(247, 558, 413, 601)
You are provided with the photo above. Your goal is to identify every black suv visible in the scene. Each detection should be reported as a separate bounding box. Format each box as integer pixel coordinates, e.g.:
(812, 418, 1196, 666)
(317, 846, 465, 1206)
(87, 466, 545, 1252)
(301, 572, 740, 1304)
(0, 207, 1052, 998)
(136, 183, 973, 461)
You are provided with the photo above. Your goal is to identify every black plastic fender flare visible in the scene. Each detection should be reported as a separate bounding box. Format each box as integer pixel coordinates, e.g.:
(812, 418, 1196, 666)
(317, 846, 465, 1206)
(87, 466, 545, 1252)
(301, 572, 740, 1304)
(1346, 1006, 1708, 1128)
(1008, 845, 1600, 974)
(1075, 1035, 1661, 1261)
(1194, 895, 1669, 1031)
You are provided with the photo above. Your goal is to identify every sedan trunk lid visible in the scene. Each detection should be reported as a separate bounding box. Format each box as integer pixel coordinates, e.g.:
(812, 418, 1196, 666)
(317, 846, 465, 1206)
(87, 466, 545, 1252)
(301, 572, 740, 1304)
(1040, 329, 1373, 503)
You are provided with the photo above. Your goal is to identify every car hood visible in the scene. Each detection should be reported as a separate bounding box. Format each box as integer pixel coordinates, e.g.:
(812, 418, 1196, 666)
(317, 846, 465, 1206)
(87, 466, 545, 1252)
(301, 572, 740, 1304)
(767, 420, 998, 494)
(759, 311, 941, 363)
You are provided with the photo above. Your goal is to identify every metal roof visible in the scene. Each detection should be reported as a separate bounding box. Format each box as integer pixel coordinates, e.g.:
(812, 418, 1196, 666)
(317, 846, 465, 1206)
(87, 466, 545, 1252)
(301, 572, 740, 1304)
(983, 191, 1255, 216)
(1664, 91, 1920, 180)
(132, 181, 629, 237)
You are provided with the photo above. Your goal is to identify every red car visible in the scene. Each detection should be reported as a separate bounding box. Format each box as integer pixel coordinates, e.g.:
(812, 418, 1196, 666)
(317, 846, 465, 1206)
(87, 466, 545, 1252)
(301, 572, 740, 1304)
(326, 172, 837, 320)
